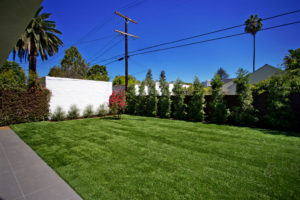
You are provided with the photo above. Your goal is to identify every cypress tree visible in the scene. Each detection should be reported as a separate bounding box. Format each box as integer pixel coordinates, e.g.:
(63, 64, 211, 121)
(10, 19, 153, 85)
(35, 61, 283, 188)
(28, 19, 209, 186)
(158, 70, 171, 118)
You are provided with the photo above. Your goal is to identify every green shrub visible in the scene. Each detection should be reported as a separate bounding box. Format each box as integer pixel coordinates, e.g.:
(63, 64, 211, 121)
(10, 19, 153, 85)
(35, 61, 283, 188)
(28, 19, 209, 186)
(97, 104, 108, 116)
(126, 84, 136, 115)
(231, 68, 258, 125)
(0, 88, 50, 126)
(209, 74, 230, 123)
(188, 76, 205, 121)
(135, 81, 147, 116)
(51, 106, 66, 121)
(263, 74, 293, 130)
(172, 78, 187, 120)
(144, 70, 158, 117)
(67, 105, 80, 119)
(158, 70, 171, 118)
(83, 105, 94, 118)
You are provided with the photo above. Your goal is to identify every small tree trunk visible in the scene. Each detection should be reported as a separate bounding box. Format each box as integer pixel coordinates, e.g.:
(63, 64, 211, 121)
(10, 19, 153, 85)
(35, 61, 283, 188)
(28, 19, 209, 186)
(253, 35, 256, 73)
(28, 42, 37, 87)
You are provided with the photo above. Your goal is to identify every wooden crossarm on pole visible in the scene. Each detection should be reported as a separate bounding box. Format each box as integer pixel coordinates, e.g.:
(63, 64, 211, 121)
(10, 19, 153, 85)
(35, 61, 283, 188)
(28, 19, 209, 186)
(115, 11, 138, 24)
(114, 30, 139, 38)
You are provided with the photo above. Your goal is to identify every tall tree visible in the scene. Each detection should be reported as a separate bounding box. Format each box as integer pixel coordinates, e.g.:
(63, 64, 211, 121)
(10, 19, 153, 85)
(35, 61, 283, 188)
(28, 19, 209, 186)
(87, 64, 109, 81)
(245, 14, 262, 72)
(209, 74, 230, 123)
(126, 84, 137, 115)
(172, 78, 187, 120)
(216, 67, 229, 80)
(13, 6, 62, 77)
(231, 68, 257, 125)
(144, 69, 158, 116)
(188, 76, 205, 121)
(158, 70, 171, 118)
(60, 46, 88, 78)
(136, 81, 146, 116)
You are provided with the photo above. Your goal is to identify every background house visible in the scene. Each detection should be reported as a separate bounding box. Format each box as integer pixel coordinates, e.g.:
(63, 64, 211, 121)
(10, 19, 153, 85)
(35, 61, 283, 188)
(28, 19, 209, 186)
(222, 64, 279, 94)
(201, 80, 211, 88)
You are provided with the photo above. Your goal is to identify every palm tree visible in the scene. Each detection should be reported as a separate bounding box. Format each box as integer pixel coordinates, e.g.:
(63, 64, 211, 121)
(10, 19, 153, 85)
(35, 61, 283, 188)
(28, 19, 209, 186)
(284, 48, 300, 71)
(245, 15, 262, 72)
(13, 6, 63, 76)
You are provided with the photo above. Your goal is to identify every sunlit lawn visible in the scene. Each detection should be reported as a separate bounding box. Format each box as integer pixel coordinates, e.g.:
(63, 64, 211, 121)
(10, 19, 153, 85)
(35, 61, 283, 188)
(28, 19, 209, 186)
(11, 115, 300, 199)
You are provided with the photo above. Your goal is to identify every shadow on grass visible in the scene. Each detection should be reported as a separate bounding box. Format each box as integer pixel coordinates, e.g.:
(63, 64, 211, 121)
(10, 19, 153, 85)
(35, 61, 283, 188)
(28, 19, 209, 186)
(99, 116, 147, 121)
(99, 116, 121, 120)
(255, 128, 300, 138)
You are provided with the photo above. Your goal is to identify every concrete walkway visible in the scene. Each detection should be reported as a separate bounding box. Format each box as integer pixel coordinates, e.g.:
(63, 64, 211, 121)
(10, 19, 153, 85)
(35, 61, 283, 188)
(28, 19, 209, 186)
(0, 127, 82, 200)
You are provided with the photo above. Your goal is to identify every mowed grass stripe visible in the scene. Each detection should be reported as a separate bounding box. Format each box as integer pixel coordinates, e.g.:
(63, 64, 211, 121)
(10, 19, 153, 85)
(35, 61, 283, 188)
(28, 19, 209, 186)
(11, 115, 300, 200)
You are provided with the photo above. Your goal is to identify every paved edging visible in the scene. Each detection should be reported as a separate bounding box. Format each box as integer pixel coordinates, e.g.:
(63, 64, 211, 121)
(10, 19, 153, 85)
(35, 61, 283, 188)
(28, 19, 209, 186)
(0, 128, 82, 200)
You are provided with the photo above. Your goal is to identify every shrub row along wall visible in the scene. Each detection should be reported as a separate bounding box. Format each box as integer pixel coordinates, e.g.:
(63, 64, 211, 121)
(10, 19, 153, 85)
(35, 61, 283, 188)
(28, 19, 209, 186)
(165, 94, 300, 130)
(0, 89, 50, 126)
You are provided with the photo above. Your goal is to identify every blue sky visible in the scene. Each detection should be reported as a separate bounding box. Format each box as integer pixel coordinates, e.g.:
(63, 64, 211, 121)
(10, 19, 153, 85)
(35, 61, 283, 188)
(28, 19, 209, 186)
(8, 0, 300, 83)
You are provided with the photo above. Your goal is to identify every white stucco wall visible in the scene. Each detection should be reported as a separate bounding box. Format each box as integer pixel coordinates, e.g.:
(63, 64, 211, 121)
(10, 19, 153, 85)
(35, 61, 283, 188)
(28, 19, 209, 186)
(45, 76, 112, 115)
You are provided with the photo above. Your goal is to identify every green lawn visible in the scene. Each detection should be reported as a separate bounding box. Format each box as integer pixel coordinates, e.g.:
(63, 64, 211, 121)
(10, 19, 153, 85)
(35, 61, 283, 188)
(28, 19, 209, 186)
(11, 115, 300, 200)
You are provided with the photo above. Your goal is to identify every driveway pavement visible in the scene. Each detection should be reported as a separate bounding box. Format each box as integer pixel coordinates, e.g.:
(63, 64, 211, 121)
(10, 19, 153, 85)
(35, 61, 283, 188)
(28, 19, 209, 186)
(0, 127, 82, 200)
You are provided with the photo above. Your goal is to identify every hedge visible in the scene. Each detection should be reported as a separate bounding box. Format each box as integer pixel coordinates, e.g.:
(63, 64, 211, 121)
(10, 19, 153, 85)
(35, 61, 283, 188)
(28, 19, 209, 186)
(153, 94, 300, 131)
(0, 89, 50, 126)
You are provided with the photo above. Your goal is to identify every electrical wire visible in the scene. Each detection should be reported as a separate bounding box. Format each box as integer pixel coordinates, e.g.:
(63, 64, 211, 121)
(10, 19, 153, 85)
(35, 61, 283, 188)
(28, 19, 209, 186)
(75, 34, 116, 45)
(129, 21, 300, 57)
(90, 37, 125, 64)
(102, 20, 300, 65)
(87, 36, 119, 62)
(99, 9, 300, 63)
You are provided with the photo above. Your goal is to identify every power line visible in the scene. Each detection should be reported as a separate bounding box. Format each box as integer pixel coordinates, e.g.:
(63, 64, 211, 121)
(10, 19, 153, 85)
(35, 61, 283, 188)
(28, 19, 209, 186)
(88, 36, 119, 62)
(128, 9, 300, 54)
(102, 20, 300, 65)
(104, 59, 120, 66)
(99, 9, 300, 63)
(75, 0, 145, 45)
(119, 0, 147, 11)
(75, 34, 116, 45)
(129, 21, 300, 57)
(90, 37, 125, 65)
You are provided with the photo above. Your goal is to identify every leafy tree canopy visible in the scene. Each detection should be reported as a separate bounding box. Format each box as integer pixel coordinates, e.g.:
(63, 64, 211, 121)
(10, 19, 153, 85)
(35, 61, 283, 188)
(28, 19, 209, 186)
(87, 65, 109, 81)
(284, 48, 300, 71)
(60, 46, 89, 78)
(0, 61, 26, 90)
(48, 46, 91, 79)
(48, 65, 62, 77)
(216, 67, 229, 80)
(113, 75, 138, 86)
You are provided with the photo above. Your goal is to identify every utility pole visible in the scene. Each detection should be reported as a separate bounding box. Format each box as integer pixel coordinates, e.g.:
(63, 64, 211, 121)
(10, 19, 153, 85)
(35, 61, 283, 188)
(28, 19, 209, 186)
(115, 11, 138, 92)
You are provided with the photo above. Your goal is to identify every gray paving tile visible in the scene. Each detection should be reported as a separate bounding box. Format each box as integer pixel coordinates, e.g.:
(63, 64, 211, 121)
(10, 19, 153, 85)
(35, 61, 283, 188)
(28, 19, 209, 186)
(17, 166, 64, 195)
(5, 147, 41, 172)
(0, 149, 11, 175)
(0, 130, 23, 149)
(0, 129, 82, 200)
(0, 172, 23, 200)
(25, 181, 81, 200)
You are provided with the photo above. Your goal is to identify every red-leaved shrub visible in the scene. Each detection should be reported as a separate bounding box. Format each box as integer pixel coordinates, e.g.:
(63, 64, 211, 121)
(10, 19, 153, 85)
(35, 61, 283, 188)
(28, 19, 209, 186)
(109, 89, 126, 119)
